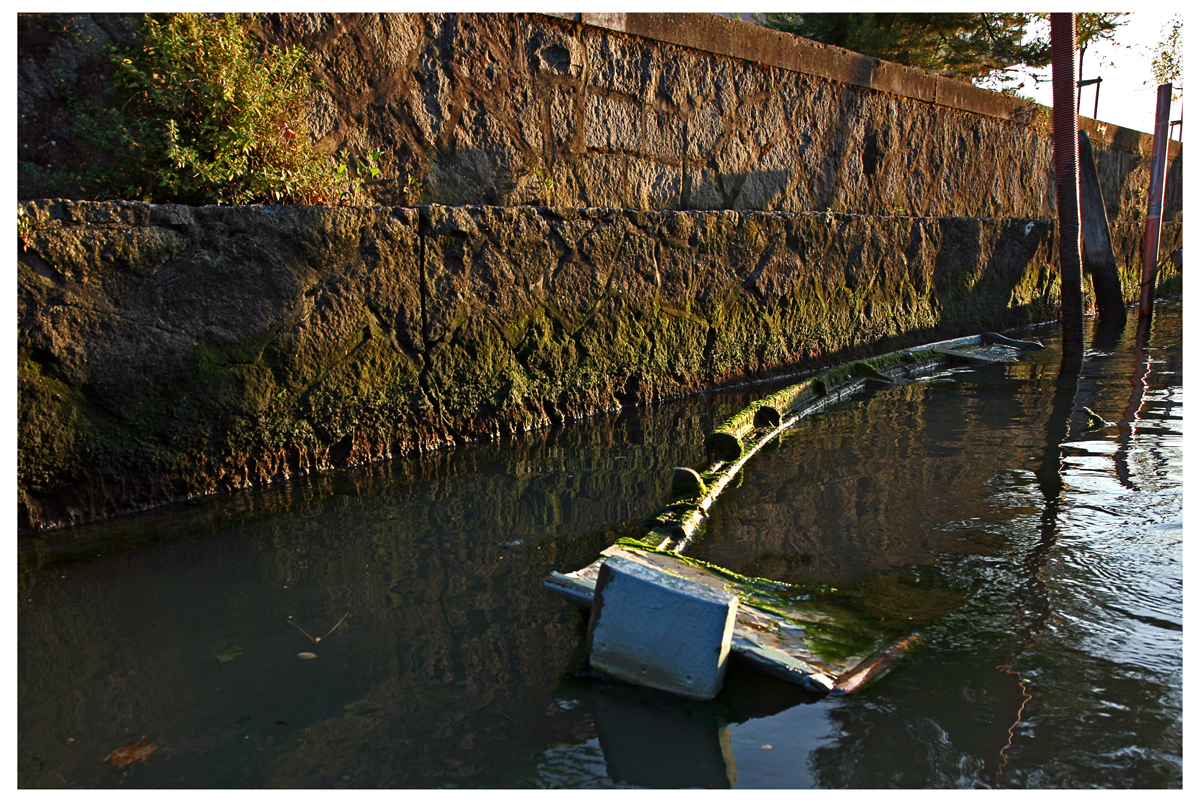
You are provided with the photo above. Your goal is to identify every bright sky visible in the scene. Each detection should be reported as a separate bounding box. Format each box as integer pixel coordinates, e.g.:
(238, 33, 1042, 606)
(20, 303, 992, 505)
(1013, 11, 1184, 136)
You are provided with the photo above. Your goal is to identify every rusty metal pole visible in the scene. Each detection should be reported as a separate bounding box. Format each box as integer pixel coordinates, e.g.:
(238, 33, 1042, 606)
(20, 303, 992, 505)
(1051, 13, 1084, 356)
(1078, 78, 1101, 119)
(1139, 84, 1173, 320)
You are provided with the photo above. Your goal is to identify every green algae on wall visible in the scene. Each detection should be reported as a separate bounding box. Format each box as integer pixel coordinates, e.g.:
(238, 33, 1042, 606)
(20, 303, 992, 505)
(18, 201, 427, 530)
(16, 200, 1181, 532)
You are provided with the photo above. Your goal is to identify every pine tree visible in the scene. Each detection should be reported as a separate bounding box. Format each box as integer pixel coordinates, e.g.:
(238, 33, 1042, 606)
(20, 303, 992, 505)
(761, 13, 1051, 82)
(761, 12, 1129, 92)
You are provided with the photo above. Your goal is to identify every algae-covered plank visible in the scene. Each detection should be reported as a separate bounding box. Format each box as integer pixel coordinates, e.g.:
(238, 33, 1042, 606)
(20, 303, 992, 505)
(669, 466, 706, 498)
(704, 402, 770, 462)
(703, 344, 955, 468)
(647, 348, 958, 552)
(544, 544, 919, 694)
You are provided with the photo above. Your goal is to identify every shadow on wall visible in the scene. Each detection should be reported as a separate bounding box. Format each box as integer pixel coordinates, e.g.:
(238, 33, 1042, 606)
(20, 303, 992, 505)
(932, 217, 1055, 333)
(423, 148, 579, 208)
(685, 169, 794, 211)
(1163, 154, 1183, 222)
(427, 148, 526, 207)
(1103, 126, 1184, 223)
(423, 147, 800, 212)
(409, 49, 886, 213)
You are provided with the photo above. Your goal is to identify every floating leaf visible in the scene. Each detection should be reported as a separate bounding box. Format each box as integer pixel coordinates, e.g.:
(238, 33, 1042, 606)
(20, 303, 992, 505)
(106, 740, 157, 767)
(215, 644, 244, 662)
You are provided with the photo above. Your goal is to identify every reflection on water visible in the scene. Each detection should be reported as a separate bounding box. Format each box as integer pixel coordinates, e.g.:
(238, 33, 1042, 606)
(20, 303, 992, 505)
(18, 305, 1182, 788)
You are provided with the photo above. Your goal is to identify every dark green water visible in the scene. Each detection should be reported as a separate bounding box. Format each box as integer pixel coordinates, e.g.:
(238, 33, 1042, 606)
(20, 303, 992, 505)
(18, 304, 1182, 788)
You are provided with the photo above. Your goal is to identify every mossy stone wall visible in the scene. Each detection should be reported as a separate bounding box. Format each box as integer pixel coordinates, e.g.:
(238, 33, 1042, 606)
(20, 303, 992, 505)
(17, 199, 1181, 531)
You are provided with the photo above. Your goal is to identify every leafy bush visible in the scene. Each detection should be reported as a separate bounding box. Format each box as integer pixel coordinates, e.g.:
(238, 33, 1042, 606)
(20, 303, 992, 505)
(73, 13, 352, 205)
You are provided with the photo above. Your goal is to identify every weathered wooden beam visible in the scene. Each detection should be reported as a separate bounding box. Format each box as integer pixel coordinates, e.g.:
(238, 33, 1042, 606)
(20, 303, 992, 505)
(832, 633, 922, 695)
(1050, 13, 1085, 356)
(547, 330, 1049, 693)
(981, 331, 1046, 350)
(751, 379, 823, 429)
(1077, 130, 1127, 327)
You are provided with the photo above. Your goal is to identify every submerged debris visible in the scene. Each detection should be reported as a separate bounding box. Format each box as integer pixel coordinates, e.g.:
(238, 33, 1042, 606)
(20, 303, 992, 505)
(546, 330, 1042, 696)
(105, 738, 157, 767)
(214, 644, 244, 662)
(1082, 406, 1114, 430)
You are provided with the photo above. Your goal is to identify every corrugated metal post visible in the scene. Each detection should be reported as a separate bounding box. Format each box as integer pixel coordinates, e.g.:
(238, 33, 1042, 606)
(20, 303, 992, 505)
(1139, 84, 1173, 320)
(1051, 13, 1084, 356)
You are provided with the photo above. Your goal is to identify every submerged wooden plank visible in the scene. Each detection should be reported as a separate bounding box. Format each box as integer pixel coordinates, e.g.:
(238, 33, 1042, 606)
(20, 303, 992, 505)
(931, 346, 1016, 364)
(936, 336, 1043, 363)
(546, 330, 1043, 695)
(833, 633, 922, 694)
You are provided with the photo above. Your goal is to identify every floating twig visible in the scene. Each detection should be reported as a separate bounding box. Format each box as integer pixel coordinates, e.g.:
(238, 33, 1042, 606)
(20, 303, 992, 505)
(288, 613, 350, 645)
(287, 615, 317, 644)
(318, 612, 350, 643)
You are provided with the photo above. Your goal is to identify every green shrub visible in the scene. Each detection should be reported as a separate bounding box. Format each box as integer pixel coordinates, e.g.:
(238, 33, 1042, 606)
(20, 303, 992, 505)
(74, 13, 353, 205)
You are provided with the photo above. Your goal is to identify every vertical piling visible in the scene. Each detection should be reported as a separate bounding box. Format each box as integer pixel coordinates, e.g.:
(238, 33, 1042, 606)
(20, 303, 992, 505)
(1139, 84, 1174, 320)
(1050, 13, 1084, 356)
(1077, 129, 1126, 328)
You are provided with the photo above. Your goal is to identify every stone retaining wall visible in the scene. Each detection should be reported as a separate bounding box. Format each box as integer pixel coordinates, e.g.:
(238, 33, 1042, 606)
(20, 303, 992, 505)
(15, 12, 1185, 530)
(16, 199, 1182, 531)
(19, 12, 1183, 222)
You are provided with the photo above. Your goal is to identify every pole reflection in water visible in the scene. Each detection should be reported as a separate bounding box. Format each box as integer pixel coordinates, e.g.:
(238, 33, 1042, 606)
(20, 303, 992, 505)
(990, 334, 1082, 784)
(689, 303, 1181, 789)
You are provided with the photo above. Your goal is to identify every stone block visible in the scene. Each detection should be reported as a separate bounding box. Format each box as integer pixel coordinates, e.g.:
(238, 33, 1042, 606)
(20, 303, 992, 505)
(586, 553, 738, 700)
(584, 93, 642, 152)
